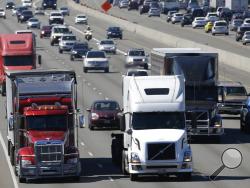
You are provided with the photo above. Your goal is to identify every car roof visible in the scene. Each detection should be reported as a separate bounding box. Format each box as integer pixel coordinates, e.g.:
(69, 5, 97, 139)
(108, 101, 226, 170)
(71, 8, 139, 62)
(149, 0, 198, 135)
(217, 81, 244, 87)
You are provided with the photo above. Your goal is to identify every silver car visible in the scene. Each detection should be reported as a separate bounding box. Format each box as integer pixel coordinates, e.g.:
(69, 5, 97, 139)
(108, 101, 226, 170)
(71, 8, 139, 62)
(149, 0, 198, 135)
(27, 18, 41, 29)
(212, 21, 229, 35)
(97, 39, 117, 54)
(242, 31, 250, 45)
(171, 13, 183, 24)
(59, 7, 70, 16)
(125, 48, 149, 70)
(230, 19, 243, 31)
(119, 0, 129, 8)
(192, 17, 207, 28)
(148, 7, 161, 17)
(58, 34, 77, 53)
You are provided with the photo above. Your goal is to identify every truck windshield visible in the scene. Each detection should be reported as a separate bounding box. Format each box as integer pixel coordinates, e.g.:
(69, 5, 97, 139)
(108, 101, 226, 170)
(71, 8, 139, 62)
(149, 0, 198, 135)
(226, 87, 247, 96)
(132, 112, 185, 130)
(4, 55, 33, 66)
(26, 115, 67, 131)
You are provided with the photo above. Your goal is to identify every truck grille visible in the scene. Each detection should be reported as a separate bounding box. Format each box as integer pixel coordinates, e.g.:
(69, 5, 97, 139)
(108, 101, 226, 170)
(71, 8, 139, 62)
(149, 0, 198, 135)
(186, 111, 209, 128)
(147, 143, 176, 160)
(35, 141, 63, 163)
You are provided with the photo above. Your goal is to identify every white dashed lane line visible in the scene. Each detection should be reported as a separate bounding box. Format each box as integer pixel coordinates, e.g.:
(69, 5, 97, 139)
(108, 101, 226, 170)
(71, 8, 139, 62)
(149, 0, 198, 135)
(88, 152, 94, 157)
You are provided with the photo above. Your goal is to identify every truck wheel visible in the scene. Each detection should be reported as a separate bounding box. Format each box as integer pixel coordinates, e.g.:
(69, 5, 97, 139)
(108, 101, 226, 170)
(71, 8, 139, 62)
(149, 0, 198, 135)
(72, 176, 80, 181)
(59, 49, 63, 54)
(8, 141, 10, 156)
(19, 177, 26, 183)
(179, 172, 192, 181)
(104, 68, 109, 73)
(212, 136, 221, 143)
(83, 67, 88, 73)
(70, 56, 74, 61)
(10, 144, 15, 166)
(121, 151, 128, 175)
(1, 83, 6, 96)
(144, 64, 148, 70)
(130, 174, 138, 181)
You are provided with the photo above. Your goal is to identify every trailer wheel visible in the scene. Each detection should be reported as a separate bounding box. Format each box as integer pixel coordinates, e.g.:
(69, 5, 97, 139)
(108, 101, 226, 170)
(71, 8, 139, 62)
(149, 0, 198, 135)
(130, 174, 138, 181)
(8, 141, 10, 156)
(10, 144, 15, 166)
(178, 172, 192, 181)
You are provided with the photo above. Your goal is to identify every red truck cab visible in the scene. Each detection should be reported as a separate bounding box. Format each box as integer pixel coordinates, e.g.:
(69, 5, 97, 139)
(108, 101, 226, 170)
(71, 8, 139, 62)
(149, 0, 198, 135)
(0, 34, 40, 96)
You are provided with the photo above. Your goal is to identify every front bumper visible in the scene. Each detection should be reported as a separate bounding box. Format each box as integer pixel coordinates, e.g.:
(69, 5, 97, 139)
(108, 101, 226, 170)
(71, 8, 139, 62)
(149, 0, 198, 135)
(90, 119, 119, 127)
(218, 104, 243, 115)
(129, 161, 192, 175)
(186, 126, 224, 136)
(60, 45, 74, 51)
(51, 36, 62, 44)
(76, 20, 87, 24)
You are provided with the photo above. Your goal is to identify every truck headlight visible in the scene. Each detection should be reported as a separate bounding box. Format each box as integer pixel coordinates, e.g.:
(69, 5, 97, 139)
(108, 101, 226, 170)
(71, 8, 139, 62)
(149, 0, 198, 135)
(91, 113, 99, 120)
(21, 159, 32, 167)
(131, 152, 140, 163)
(214, 122, 222, 127)
(183, 150, 192, 162)
(72, 50, 77, 54)
(66, 158, 78, 164)
(43, 3, 46, 5)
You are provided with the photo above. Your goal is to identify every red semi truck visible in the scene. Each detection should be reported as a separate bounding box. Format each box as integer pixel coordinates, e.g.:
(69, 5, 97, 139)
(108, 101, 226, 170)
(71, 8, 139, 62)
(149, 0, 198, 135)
(0, 33, 41, 96)
(6, 70, 82, 183)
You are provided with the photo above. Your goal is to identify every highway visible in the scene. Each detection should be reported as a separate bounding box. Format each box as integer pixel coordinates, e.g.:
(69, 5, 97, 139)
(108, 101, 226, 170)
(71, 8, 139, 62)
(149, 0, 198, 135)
(0, 0, 250, 188)
(83, 0, 250, 58)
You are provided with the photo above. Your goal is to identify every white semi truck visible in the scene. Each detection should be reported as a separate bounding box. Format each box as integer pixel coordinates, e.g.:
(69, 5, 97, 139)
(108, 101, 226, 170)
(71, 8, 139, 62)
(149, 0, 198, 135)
(111, 75, 192, 181)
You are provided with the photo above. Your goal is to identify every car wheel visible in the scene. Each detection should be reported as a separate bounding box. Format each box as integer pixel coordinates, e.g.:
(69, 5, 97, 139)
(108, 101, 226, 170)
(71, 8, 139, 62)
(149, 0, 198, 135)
(172, 21, 175, 24)
(83, 67, 88, 73)
(236, 38, 239, 42)
(225, 33, 229, 35)
(181, 24, 184, 27)
(50, 41, 54, 46)
(130, 174, 138, 181)
(240, 114, 245, 132)
(120, 36, 122, 40)
(105, 68, 109, 73)
(59, 49, 63, 54)
(243, 42, 246, 45)
(89, 124, 94, 130)
(212, 33, 215, 36)
(71, 55, 74, 61)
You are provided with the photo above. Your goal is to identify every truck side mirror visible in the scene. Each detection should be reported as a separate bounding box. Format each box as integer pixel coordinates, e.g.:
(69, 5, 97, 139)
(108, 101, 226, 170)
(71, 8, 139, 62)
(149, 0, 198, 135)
(38, 54, 42, 65)
(8, 116, 14, 131)
(79, 115, 85, 128)
(119, 113, 125, 132)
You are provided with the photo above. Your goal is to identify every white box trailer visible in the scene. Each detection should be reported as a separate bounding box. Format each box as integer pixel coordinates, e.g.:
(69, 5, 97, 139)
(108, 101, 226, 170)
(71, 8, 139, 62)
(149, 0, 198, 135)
(210, 0, 225, 8)
(225, 0, 248, 11)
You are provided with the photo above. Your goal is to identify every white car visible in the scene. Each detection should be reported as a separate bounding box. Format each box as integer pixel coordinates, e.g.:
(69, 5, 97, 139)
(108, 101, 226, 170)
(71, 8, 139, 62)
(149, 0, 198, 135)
(243, 18, 250, 26)
(97, 39, 116, 54)
(83, 50, 109, 73)
(75, 14, 88, 24)
(49, 11, 64, 25)
(119, 0, 129, 8)
(125, 48, 149, 69)
(22, 0, 32, 7)
(0, 8, 6, 19)
(192, 17, 207, 28)
(58, 34, 77, 53)
(242, 31, 250, 45)
(171, 13, 183, 24)
(212, 21, 229, 35)
(50, 25, 71, 45)
(205, 12, 218, 21)
(27, 18, 41, 29)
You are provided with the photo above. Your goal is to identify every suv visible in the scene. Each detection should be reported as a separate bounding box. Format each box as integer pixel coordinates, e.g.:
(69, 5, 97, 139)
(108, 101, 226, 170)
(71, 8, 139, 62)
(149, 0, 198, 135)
(58, 34, 77, 53)
(50, 25, 70, 45)
(139, 0, 151, 14)
(106, 26, 123, 39)
(218, 81, 248, 115)
(83, 50, 109, 73)
(125, 48, 149, 69)
(236, 25, 250, 41)
(70, 42, 90, 61)
(18, 10, 33, 23)
(49, 11, 64, 25)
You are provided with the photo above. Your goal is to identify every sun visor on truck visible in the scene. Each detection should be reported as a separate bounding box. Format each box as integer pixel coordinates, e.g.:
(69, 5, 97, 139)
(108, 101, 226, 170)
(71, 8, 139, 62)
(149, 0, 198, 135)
(167, 56, 217, 85)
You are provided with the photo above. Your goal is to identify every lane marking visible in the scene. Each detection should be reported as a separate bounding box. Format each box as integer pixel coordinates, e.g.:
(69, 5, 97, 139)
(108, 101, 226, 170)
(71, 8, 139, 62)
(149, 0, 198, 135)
(108, 176, 114, 182)
(88, 152, 93, 156)
(0, 132, 18, 188)
(105, 97, 109, 100)
(80, 142, 85, 146)
(98, 92, 102, 95)
(93, 87, 97, 91)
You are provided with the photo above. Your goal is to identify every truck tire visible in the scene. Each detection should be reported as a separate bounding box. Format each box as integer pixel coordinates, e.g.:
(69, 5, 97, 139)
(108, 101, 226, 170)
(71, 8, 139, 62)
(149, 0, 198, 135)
(121, 151, 128, 175)
(19, 176, 26, 183)
(8, 140, 11, 156)
(1, 83, 6, 96)
(83, 67, 88, 73)
(104, 68, 109, 73)
(111, 138, 122, 166)
(179, 172, 192, 181)
(10, 144, 15, 166)
(130, 174, 138, 181)
(144, 64, 148, 70)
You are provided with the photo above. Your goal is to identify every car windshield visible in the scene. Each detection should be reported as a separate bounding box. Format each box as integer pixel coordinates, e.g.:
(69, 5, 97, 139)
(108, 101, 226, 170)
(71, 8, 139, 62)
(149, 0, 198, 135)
(226, 87, 246, 96)
(209, 13, 217, 17)
(100, 40, 114, 45)
(54, 27, 70, 33)
(62, 35, 76, 40)
(4, 55, 33, 66)
(60, 7, 68, 10)
(23, 11, 33, 16)
(127, 71, 148, 76)
(51, 13, 62, 16)
(132, 112, 185, 130)
(78, 15, 86, 18)
(176, 14, 183, 16)
(87, 51, 105, 58)
(129, 50, 145, 56)
(93, 101, 119, 111)
(74, 43, 88, 49)
(26, 115, 67, 131)
(29, 18, 38, 22)
(0, 9, 4, 11)
(109, 27, 120, 31)
(196, 18, 205, 21)
(215, 22, 227, 26)
(234, 20, 243, 24)
(245, 20, 250, 23)
(42, 26, 52, 30)
(240, 27, 250, 32)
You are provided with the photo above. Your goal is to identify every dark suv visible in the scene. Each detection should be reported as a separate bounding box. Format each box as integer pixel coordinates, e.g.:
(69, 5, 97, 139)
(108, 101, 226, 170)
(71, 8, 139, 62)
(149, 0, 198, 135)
(128, 0, 139, 10)
(236, 25, 250, 41)
(106, 27, 123, 39)
(42, 0, 57, 10)
(70, 42, 90, 61)
(18, 10, 33, 23)
(139, 0, 152, 14)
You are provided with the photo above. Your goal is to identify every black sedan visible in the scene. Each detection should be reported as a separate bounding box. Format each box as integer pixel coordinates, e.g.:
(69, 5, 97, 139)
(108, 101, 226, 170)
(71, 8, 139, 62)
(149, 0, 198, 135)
(18, 10, 33, 23)
(240, 97, 250, 133)
(6, 1, 15, 9)
(106, 26, 123, 39)
(181, 13, 193, 27)
(70, 42, 90, 61)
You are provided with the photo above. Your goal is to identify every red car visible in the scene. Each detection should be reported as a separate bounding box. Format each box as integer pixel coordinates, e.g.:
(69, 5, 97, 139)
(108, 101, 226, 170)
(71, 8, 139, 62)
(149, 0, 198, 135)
(87, 100, 121, 130)
(40, 25, 52, 38)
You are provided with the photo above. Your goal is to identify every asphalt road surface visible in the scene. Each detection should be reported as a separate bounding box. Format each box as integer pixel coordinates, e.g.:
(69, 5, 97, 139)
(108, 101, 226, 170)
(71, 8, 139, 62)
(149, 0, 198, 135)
(0, 0, 250, 188)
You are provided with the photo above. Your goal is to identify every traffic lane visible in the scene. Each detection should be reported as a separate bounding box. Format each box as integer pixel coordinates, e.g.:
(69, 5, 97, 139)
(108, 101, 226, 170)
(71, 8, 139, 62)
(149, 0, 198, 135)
(62, 3, 250, 91)
(81, 0, 250, 58)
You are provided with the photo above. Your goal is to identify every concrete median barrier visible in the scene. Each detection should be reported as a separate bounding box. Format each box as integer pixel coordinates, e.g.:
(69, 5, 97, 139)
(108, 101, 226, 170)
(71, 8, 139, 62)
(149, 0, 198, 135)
(69, 1, 250, 73)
